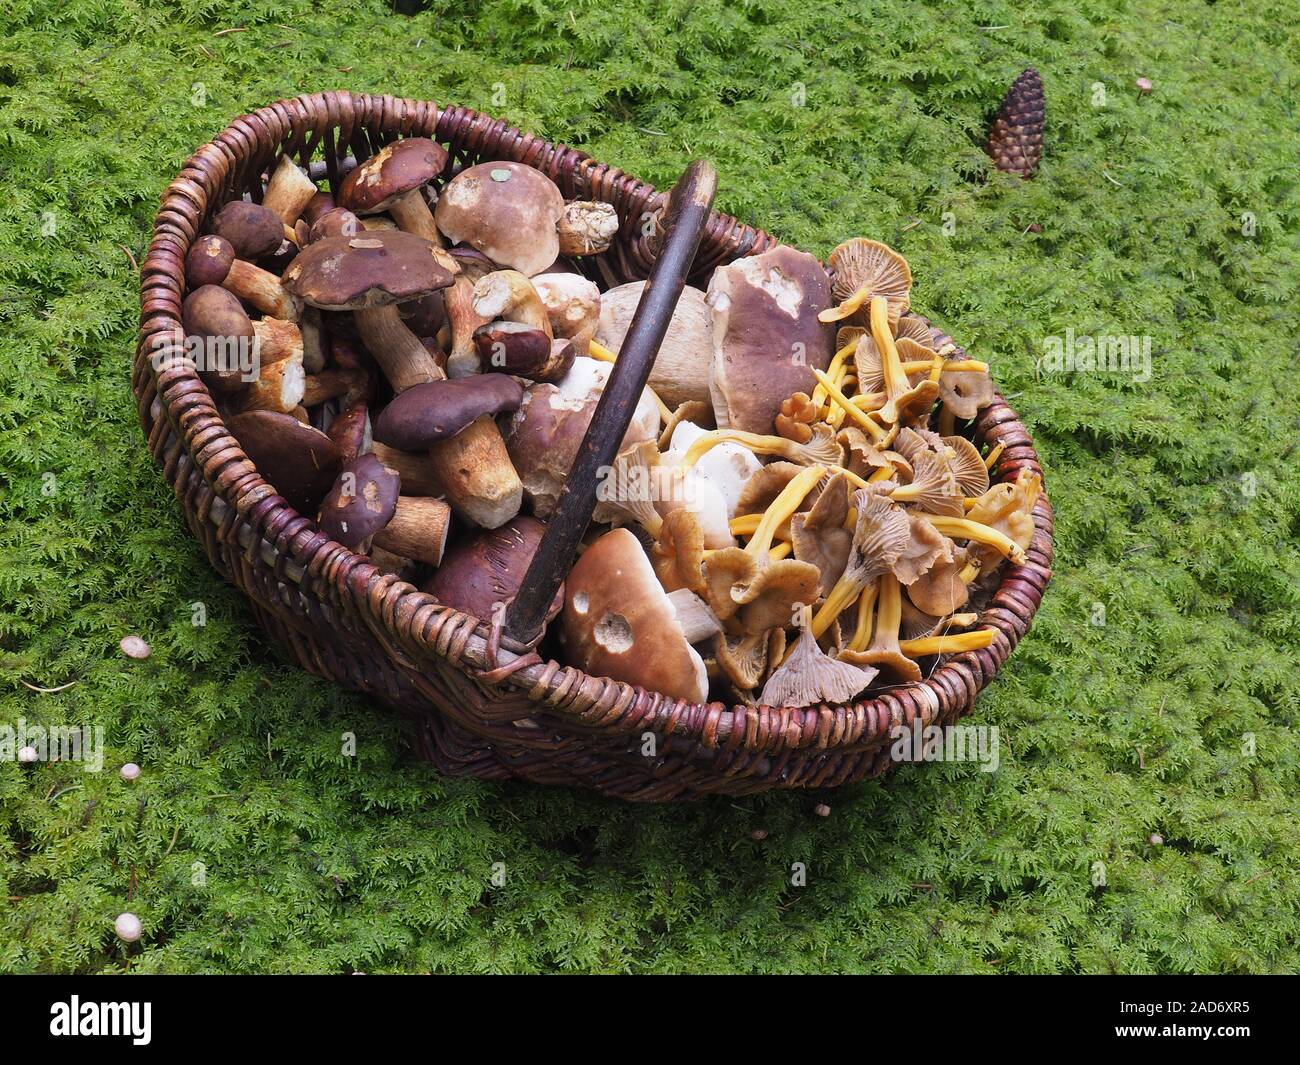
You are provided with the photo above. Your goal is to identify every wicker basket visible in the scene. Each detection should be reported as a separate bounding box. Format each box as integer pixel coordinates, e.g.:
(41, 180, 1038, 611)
(133, 91, 1054, 801)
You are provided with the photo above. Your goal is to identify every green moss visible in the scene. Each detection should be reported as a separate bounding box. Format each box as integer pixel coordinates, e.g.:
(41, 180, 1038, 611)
(1, 0, 1298, 973)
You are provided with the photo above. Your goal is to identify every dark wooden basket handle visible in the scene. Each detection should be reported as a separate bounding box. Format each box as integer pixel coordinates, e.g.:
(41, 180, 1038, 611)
(504, 159, 718, 646)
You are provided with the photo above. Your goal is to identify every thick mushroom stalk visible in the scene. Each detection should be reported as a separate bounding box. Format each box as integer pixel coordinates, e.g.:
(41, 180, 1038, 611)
(262, 156, 319, 224)
(185, 235, 301, 320)
(556, 200, 619, 256)
(352, 304, 443, 394)
(471, 271, 553, 337)
(337, 138, 448, 246)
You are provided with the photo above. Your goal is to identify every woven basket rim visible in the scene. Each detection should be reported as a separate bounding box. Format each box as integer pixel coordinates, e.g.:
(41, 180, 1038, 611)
(134, 90, 1054, 761)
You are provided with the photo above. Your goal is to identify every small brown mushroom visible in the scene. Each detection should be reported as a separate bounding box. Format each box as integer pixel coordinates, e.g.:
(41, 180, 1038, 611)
(373, 375, 524, 528)
(309, 207, 362, 243)
(820, 238, 912, 326)
(338, 137, 448, 245)
(185, 235, 301, 320)
(811, 491, 911, 638)
(318, 454, 451, 566)
(211, 200, 289, 260)
(560, 528, 709, 704)
(326, 402, 372, 462)
(471, 270, 553, 337)
(181, 285, 256, 393)
(473, 322, 575, 382)
(837, 576, 922, 684)
(789, 472, 852, 597)
(434, 161, 565, 277)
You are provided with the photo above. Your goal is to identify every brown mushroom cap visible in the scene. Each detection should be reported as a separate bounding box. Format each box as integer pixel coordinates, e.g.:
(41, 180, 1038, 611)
(181, 285, 255, 393)
(326, 402, 372, 462)
(706, 244, 835, 434)
(317, 454, 400, 550)
(373, 374, 523, 450)
(338, 138, 448, 215)
(309, 207, 362, 243)
(185, 234, 236, 288)
(474, 322, 575, 382)
(226, 410, 343, 514)
(423, 516, 560, 623)
(212, 200, 285, 260)
(281, 232, 456, 311)
(560, 528, 708, 704)
(827, 238, 912, 324)
(759, 614, 877, 708)
(433, 161, 565, 277)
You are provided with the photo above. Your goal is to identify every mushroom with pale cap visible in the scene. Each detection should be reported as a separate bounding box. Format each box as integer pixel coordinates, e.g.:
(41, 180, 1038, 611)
(317, 454, 451, 566)
(504, 356, 660, 519)
(555, 199, 619, 257)
(185, 234, 301, 320)
(337, 137, 448, 244)
(560, 528, 710, 704)
(759, 606, 877, 708)
(533, 272, 601, 356)
(819, 238, 912, 326)
(706, 244, 835, 434)
(434, 161, 566, 277)
(596, 281, 713, 407)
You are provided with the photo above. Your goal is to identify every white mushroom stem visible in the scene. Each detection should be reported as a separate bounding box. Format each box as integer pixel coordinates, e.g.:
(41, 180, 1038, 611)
(262, 156, 319, 224)
(472, 271, 552, 337)
(667, 588, 723, 644)
(444, 274, 492, 378)
(387, 189, 445, 246)
(231, 349, 305, 414)
(224, 259, 301, 321)
(372, 495, 451, 566)
(353, 304, 442, 394)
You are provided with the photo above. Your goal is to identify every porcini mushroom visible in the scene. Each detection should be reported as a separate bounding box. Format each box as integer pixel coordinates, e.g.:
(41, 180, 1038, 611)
(261, 156, 319, 225)
(504, 356, 660, 518)
(474, 321, 575, 382)
(181, 285, 257, 393)
(434, 161, 565, 277)
(317, 454, 451, 565)
(759, 606, 877, 708)
(533, 272, 600, 355)
(280, 231, 455, 393)
(226, 410, 342, 514)
(337, 137, 448, 244)
(597, 281, 713, 407)
(185, 235, 301, 320)
(373, 374, 524, 529)
(424, 516, 562, 624)
(442, 247, 497, 378)
(211, 200, 290, 260)
(707, 245, 835, 434)
(471, 270, 553, 336)
(560, 528, 709, 704)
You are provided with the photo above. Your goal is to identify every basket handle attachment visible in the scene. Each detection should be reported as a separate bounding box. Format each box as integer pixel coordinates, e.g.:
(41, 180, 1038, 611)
(503, 159, 718, 648)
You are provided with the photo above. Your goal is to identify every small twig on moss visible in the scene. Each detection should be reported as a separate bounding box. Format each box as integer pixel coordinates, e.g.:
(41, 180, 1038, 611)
(213, 27, 246, 37)
(119, 244, 139, 272)
(19, 678, 80, 693)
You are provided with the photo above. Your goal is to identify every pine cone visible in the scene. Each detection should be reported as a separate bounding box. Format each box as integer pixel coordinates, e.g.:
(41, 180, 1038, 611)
(986, 68, 1044, 178)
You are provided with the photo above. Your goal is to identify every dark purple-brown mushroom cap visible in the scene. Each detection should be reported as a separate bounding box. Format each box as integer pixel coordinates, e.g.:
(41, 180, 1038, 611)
(185, 235, 237, 288)
(326, 402, 372, 463)
(182, 284, 253, 342)
(337, 138, 448, 215)
(281, 232, 456, 311)
(373, 374, 523, 449)
(211, 201, 284, 260)
(317, 453, 400, 550)
(226, 410, 344, 514)
(423, 516, 561, 622)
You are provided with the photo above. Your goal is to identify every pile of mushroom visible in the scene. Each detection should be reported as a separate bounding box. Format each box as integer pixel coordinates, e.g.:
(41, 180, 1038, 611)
(191, 141, 1036, 710)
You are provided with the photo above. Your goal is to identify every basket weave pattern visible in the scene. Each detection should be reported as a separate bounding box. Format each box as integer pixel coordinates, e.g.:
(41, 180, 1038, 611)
(133, 91, 1054, 801)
